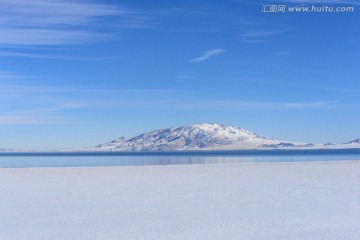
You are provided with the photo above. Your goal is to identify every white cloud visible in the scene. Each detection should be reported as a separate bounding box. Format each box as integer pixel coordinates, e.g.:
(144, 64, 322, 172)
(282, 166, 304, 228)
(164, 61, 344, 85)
(240, 29, 289, 43)
(0, 110, 80, 125)
(189, 49, 226, 63)
(0, 51, 122, 61)
(0, 82, 192, 125)
(283, 101, 338, 108)
(173, 100, 339, 110)
(242, 30, 288, 38)
(0, 0, 140, 46)
(0, 28, 107, 45)
(0, 71, 25, 79)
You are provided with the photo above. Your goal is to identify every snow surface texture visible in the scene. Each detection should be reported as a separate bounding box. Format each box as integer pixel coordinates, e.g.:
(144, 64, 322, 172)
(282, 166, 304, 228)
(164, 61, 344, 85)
(88, 123, 360, 151)
(1, 161, 360, 240)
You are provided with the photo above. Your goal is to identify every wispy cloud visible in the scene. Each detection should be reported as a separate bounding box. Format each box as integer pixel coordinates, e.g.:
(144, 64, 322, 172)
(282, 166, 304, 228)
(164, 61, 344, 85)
(177, 71, 195, 80)
(240, 29, 289, 43)
(283, 101, 338, 108)
(0, 71, 42, 80)
(171, 100, 340, 110)
(189, 49, 226, 63)
(242, 29, 288, 38)
(0, 28, 108, 46)
(0, 71, 23, 79)
(0, 78, 343, 125)
(0, 51, 122, 61)
(251, 62, 339, 76)
(0, 109, 80, 125)
(0, 82, 193, 125)
(311, 85, 360, 93)
(0, 0, 142, 46)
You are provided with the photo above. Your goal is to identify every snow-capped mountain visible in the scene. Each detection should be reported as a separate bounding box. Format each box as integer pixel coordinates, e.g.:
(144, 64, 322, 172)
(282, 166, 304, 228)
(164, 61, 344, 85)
(0, 148, 17, 152)
(89, 123, 314, 151)
(323, 139, 360, 149)
(343, 139, 360, 145)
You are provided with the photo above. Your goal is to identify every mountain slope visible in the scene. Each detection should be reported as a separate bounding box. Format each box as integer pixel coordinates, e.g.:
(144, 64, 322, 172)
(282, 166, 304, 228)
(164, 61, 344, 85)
(343, 139, 360, 145)
(89, 123, 312, 151)
(0, 148, 18, 152)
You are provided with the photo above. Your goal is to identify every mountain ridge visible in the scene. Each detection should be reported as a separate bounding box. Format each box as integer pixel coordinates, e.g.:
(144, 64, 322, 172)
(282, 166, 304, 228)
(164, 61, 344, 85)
(88, 123, 349, 151)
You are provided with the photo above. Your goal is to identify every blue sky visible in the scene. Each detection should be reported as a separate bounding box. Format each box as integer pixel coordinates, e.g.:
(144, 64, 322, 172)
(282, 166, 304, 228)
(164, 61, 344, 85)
(0, 0, 359, 150)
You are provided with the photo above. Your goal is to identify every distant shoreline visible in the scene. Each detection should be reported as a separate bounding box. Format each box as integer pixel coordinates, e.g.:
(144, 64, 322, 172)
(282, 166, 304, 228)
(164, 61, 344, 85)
(1, 148, 360, 157)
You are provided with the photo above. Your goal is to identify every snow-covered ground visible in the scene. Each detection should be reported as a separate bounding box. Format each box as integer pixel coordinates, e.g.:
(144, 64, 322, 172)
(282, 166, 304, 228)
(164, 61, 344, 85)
(1, 161, 360, 240)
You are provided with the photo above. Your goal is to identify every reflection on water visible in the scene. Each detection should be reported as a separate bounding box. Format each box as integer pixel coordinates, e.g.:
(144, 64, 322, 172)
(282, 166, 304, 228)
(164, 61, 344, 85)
(0, 151, 359, 168)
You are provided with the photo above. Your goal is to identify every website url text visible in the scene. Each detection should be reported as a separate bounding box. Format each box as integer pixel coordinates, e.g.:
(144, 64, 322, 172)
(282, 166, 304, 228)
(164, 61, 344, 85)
(261, 5, 355, 13)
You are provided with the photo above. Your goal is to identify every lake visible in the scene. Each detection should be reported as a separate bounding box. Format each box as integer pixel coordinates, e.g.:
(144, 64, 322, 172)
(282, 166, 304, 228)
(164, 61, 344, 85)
(0, 149, 359, 168)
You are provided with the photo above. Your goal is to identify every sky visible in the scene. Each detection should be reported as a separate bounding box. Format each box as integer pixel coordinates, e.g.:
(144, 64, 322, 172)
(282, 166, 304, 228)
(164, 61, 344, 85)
(0, 0, 359, 150)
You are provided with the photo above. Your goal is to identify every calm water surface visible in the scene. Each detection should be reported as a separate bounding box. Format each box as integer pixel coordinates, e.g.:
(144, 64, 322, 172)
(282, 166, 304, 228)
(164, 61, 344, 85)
(0, 149, 359, 168)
